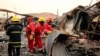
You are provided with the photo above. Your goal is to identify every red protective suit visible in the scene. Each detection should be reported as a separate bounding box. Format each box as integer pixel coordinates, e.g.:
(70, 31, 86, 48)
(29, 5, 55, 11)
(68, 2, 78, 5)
(35, 22, 46, 51)
(45, 17, 53, 32)
(26, 17, 35, 52)
(44, 23, 53, 32)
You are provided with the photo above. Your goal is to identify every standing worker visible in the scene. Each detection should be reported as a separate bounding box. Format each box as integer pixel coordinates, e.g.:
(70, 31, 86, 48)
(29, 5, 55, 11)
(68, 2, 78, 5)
(25, 16, 35, 53)
(35, 17, 46, 53)
(6, 16, 23, 56)
(45, 17, 53, 33)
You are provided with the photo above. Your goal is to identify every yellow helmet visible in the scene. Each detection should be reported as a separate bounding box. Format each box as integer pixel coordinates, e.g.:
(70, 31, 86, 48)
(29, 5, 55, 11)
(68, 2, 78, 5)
(11, 16, 19, 22)
(38, 17, 45, 22)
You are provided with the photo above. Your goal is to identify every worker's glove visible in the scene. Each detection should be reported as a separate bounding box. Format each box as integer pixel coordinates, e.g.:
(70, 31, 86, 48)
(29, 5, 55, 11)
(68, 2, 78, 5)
(41, 34, 47, 38)
(30, 35, 34, 40)
(43, 34, 47, 37)
(47, 31, 52, 34)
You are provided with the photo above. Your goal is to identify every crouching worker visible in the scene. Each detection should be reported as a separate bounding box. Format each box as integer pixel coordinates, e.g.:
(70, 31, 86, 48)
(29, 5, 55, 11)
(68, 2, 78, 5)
(6, 16, 23, 56)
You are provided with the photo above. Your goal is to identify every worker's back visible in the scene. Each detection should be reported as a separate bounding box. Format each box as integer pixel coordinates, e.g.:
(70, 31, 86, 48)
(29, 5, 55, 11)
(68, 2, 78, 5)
(6, 24, 23, 42)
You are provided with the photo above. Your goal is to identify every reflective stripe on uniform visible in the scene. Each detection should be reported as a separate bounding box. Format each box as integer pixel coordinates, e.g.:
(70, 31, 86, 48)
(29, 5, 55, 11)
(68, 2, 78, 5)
(9, 42, 21, 44)
(11, 31, 21, 33)
(13, 45, 20, 48)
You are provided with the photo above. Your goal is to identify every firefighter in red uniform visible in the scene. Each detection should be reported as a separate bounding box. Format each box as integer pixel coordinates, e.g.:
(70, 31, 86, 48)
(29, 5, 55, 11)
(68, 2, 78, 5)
(25, 16, 35, 53)
(35, 17, 46, 52)
(44, 17, 53, 34)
